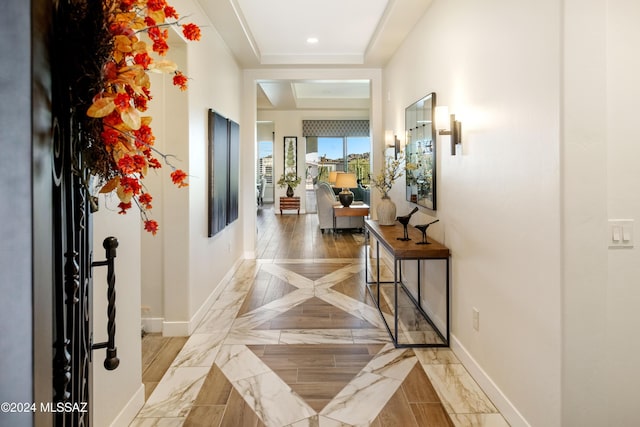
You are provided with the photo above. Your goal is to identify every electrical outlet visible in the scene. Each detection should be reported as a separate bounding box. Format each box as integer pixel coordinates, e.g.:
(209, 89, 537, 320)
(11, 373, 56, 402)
(472, 308, 480, 331)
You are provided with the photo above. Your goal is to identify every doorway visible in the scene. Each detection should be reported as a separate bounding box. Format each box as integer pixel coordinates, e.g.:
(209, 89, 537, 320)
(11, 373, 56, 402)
(257, 121, 275, 208)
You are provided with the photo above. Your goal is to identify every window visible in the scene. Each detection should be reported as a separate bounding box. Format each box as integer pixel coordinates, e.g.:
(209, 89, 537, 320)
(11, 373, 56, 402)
(310, 137, 370, 186)
(257, 140, 273, 184)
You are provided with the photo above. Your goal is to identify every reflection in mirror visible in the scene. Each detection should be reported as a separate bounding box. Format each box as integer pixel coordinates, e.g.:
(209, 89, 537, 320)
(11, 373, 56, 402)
(405, 92, 436, 210)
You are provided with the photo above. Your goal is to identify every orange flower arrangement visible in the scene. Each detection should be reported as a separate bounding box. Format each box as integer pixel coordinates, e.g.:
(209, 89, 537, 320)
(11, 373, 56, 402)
(87, 0, 201, 234)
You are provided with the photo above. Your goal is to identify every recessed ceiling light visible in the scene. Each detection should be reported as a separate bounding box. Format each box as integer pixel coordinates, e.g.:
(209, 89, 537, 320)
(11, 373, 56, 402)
(306, 37, 319, 44)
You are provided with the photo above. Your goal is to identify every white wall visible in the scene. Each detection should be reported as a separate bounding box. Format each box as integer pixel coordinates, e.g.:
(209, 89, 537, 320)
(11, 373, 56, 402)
(140, 0, 244, 335)
(92, 201, 144, 427)
(604, 2, 640, 424)
(563, 1, 640, 426)
(183, 0, 243, 327)
(383, 1, 562, 425)
(561, 1, 608, 425)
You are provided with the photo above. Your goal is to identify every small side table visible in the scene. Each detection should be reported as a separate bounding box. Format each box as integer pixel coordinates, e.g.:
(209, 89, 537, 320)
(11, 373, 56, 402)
(333, 203, 369, 232)
(280, 197, 300, 214)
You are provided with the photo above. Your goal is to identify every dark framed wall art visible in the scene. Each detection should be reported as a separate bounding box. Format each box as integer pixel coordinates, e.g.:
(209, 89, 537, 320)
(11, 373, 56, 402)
(227, 119, 239, 224)
(208, 109, 239, 237)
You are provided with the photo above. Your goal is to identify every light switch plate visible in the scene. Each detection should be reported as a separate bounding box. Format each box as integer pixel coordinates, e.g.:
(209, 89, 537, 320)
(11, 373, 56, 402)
(608, 219, 634, 248)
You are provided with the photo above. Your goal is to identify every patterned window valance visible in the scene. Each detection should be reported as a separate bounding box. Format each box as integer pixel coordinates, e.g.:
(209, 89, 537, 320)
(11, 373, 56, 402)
(302, 120, 370, 137)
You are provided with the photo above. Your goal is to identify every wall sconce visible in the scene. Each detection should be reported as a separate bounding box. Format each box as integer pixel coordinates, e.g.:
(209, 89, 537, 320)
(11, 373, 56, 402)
(435, 106, 462, 155)
(385, 130, 401, 158)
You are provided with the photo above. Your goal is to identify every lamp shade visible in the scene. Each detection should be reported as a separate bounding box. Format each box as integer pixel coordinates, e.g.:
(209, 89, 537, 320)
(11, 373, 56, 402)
(334, 172, 357, 189)
(328, 170, 338, 184)
(435, 106, 450, 130)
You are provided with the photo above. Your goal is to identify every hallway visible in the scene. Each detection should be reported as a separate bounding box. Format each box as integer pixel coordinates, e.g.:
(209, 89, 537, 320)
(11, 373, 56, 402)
(131, 209, 508, 426)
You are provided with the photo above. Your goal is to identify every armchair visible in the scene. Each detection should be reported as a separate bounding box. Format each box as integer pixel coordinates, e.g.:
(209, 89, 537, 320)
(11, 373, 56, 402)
(315, 182, 364, 232)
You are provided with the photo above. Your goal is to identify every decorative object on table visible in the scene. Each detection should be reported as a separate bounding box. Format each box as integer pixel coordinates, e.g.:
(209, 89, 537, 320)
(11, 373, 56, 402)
(415, 219, 440, 244)
(83, 0, 201, 234)
(396, 207, 419, 241)
(334, 172, 358, 207)
(371, 151, 404, 225)
(283, 136, 297, 175)
(277, 172, 301, 197)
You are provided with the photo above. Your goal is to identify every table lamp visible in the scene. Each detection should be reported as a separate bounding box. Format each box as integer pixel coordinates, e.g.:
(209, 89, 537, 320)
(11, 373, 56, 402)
(328, 170, 338, 185)
(334, 172, 357, 207)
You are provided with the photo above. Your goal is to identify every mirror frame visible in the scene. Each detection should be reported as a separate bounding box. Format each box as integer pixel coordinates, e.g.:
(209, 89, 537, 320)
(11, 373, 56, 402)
(405, 92, 437, 210)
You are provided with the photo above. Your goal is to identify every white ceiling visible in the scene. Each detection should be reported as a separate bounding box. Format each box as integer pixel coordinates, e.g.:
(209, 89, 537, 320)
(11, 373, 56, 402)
(197, 0, 434, 109)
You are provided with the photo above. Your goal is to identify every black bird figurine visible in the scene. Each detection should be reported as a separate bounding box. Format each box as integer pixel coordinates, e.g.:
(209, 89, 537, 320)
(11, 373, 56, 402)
(396, 207, 419, 241)
(415, 219, 440, 244)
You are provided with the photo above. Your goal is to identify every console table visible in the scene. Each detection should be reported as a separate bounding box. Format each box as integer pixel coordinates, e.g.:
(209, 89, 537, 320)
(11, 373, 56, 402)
(364, 219, 450, 348)
(279, 197, 300, 214)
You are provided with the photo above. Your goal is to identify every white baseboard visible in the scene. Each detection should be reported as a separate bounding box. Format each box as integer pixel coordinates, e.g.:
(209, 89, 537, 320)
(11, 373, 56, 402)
(161, 255, 245, 337)
(108, 384, 145, 427)
(141, 317, 163, 334)
(161, 320, 190, 336)
(451, 335, 530, 427)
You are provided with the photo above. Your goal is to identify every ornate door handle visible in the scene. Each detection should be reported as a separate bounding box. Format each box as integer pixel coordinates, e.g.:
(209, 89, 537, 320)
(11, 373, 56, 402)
(91, 237, 120, 370)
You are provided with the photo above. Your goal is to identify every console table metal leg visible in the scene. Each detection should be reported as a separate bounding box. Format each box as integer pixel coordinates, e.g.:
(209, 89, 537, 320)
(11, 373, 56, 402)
(364, 236, 368, 284)
(417, 260, 422, 309)
(394, 257, 399, 346)
(446, 256, 450, 345)
(376, 241, 381, 303)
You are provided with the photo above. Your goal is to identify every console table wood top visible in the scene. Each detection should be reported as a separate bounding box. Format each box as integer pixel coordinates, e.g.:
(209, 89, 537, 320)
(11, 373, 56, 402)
(364, 219, 449, 259)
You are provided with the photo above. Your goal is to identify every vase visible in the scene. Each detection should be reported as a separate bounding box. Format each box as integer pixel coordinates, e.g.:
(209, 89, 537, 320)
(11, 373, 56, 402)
(377, 195, 396, 225)
(286, 185, 294, 197)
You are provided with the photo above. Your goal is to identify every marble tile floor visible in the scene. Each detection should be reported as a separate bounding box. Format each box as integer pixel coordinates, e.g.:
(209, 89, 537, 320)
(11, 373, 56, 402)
(131, 259, 509, 426)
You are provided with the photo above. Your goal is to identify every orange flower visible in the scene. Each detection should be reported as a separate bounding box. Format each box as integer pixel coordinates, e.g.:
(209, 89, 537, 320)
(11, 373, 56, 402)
(170, 169, 188, 187)
(147, 0, 166, 12)
(134, 52, 152, 69)
(133, 154, 147, 172)
(152, 37, 169, 55)
(134, 124, 154, 146)
(148, 158, 162, 169)
(182, 23, 201, 41)
(103, 111, 123, 127)
(133, 94, 148, 111)
(118, 201, 132, 214)
(164, 6, 178, 19)
(120, 176, 142, 195)
(113, 93, 131, 112)
(144, 220, 159, 235)
(101, 128, 120, 146)
(117, 155, 136, 174)
(147, 26, 161, 40)
(90, 0, 200, 236)
(144, 16, 156, 27)
(119, 0, 135, 11)
(172, 72, 188, 91)
(138, 193, 153, 209)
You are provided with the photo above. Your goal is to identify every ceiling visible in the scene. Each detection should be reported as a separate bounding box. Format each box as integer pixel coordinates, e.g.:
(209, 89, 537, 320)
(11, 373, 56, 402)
(197, 0, 434, 110)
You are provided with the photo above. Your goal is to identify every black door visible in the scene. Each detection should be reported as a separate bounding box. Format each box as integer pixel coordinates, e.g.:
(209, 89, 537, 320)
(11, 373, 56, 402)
(49, 1, 96, 425)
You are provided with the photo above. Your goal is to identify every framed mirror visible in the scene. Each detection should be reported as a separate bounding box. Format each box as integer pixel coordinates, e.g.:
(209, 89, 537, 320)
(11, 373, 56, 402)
(405, 92, 437, 210)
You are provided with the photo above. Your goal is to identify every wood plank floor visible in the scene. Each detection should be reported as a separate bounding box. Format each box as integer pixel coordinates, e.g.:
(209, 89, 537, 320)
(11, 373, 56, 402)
(136, 207, 506, 426)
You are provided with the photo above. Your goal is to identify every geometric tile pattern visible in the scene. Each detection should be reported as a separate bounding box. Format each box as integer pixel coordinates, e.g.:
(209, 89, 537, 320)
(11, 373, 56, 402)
(132, 259, 509, 426)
